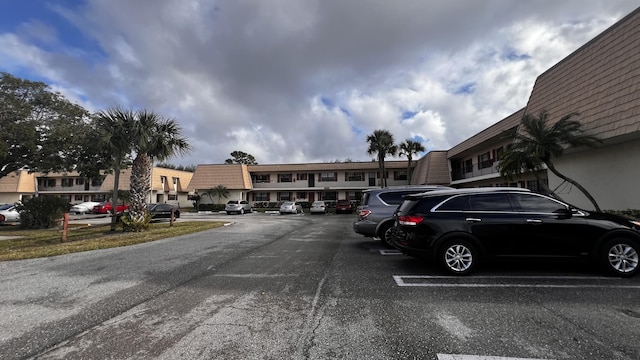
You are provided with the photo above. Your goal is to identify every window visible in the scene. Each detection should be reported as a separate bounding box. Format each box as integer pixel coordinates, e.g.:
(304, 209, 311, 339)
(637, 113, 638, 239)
(47, 179, 56, 187)
(378, 191, 417, 205)
(168, 194, 178, 201)
(254, 192, 269, 201)
(468, 193, 513, 212)
(278, 173, 293, 182)
(320, 172, 337, 182)
(160, 176, 167, 184)
(394, 170, 407, 181)
(74, 195, 84, 201)
(347, 191, 361, 201)
(296, 192, 307, 200)
(345, 172, 364, 181)
(437, 195, 471, 211)
(296, 173, 307, 180)
(464, 159, 473, 173)
(478, 152, 492, 169)
(321, 192, 337, 201)
(61, 178, 74, 187)
(511, 193, 567, 213)
(252, 174, 270, 183)
(75, 178, 85, 185)
(278, 192, 291, 201)
(172, 177, 178, 185)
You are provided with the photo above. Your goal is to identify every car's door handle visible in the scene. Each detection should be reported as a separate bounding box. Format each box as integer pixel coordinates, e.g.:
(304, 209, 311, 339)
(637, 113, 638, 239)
(526, 219, 543, 223)
(466, 218, 482, 222)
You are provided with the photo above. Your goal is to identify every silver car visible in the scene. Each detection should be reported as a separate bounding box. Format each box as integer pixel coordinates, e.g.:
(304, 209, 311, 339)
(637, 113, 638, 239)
(225, 200, 252, 215)
(0, 204, 20, 223)
(279, 201, 302, 214)
(310, 201, 327, 214)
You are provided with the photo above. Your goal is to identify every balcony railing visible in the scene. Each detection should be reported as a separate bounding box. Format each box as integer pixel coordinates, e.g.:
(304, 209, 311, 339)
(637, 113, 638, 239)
(451, 162, 500, 181)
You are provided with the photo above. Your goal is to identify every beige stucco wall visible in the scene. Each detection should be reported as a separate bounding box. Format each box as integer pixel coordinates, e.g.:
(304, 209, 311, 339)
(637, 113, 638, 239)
(549, 138, 640, 211)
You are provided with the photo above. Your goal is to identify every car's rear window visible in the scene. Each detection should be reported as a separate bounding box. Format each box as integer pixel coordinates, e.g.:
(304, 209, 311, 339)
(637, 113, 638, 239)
(227, 200, 239, 204)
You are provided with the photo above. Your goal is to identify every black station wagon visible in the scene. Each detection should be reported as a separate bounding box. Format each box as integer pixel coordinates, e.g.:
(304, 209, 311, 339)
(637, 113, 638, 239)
(390, 188, 640, 277)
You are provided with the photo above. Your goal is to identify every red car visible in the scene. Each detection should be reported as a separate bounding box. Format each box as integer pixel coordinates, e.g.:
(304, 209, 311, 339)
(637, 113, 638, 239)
(92, 202, 129, 214)
(335, 199, 354, 214)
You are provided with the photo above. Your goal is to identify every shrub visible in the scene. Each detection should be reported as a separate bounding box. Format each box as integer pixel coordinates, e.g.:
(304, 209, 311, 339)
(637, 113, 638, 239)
(605, 209, 640, 220)
(120, 212, 152, 232)
(16, 196, 70, 229)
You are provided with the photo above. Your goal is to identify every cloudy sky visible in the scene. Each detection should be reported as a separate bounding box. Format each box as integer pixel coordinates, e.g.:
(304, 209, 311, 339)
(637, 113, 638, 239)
(1, 1, 637, 167)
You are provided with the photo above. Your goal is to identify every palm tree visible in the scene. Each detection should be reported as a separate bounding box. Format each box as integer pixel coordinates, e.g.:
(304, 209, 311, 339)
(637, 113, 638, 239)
(95, 107, 136, 231)
(398, 139, 425, 184)
(128, 110, 191, 225)
(498, 110, 602, 211)
(367, 130, 397, 188)
(199, 185, 230, 209)
(211, 185, 230, 204)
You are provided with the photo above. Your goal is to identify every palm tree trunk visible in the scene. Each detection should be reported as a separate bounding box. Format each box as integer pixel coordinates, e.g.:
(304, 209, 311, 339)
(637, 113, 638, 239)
(544, 161, 601, 211)
(130, 154, 151, 225)
(531, 169, 562, 200)
(110, 156, 121, 232)
(406, 157, 413, 185)
(378, 155, 385, 188)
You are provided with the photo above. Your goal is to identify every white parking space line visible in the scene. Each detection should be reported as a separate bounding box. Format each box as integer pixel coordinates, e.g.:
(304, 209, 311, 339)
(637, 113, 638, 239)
(379, 249, 403, 255)
(438, 354, 553, 360)
(393, 275, 640, 289)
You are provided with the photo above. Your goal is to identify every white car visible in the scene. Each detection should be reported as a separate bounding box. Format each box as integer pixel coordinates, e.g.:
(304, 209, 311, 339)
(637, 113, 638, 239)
(70, 201, 102, 214)
(310, 201, 327, 214)
(0, 204, 20, 223)
(279, 201, 302, 214)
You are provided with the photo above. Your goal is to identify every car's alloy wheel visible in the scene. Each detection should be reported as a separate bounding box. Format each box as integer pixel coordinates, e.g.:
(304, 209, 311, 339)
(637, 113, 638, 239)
(440, 239, 477, 275)
(603, 238, 639, 277)
(379, 223, 395, 248)
(240, 208, 245, 215)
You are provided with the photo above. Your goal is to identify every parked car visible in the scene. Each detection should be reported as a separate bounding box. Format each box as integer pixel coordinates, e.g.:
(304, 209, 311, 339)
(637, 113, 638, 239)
(310, 201, 327, 214)
(225, 200, 252, 215)
(390, 187, 640, 277)
(335, 199, 354, 214)
(0, 204, 20, 224)
(70, 201, 102, 214)
(279, 201, 302, 214)
(148, 203, 180, 219)
(353, 185, 452, 246)
(92, 202, 129, 214)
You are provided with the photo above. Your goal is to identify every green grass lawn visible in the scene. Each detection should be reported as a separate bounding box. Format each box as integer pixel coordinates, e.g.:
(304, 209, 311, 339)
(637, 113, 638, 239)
(0, 221, 225, 261)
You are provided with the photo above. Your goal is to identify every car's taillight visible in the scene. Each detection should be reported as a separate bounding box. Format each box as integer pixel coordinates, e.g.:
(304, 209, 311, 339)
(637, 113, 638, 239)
(397, 215, 424, 226)
(358, 209, 371, 218)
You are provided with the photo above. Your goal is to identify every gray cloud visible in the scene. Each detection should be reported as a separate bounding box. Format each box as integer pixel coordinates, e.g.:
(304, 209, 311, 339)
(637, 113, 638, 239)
(1, 0, 637, 166)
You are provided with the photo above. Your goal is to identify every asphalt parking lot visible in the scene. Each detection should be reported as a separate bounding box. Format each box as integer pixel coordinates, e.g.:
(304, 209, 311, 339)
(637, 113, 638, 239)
(1, 211, 639, 359)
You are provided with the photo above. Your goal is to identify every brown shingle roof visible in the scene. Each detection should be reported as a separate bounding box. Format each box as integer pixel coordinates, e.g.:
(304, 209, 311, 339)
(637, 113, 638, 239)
(187, 164, 252, 191)
(246, 161, 408, 173)
(0, 170, 36, 193)
(525, 7, 640, 141)
(412, 151, 450, 185)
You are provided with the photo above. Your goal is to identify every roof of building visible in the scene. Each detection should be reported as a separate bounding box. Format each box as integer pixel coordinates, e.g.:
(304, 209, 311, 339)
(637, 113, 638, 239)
(525, 7, 640, 143)
(187, 164, 252, 191)
(246, 160, 408, 173)
(412, 151, 450, 185)
(447, 108, 525, 158)
(0, 170, 36, 193)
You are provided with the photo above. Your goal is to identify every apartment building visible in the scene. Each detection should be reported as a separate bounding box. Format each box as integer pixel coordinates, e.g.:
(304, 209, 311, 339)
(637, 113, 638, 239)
(0, 167, 194, 208)
(423, 7, 640, 211)
(187, 161, 421, 204)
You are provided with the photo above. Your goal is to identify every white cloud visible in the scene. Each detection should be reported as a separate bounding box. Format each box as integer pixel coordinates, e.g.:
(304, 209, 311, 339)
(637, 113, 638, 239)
(1, 0, 637, 166)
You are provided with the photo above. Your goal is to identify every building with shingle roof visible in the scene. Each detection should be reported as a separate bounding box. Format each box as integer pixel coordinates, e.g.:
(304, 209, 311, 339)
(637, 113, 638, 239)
(521, 7, 640, 209)
(0, 169, 36, 204)
(188, 161, 414, 204)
